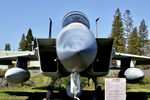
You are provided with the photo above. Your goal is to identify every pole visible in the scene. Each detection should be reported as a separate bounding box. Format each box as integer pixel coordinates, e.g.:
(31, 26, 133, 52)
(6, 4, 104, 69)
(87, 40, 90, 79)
(96, 17, 100, 38)
(49, 18, 52, 38)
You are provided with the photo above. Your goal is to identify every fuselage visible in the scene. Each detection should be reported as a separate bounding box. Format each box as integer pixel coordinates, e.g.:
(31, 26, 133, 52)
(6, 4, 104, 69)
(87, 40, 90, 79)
(56, 11, 97, 73)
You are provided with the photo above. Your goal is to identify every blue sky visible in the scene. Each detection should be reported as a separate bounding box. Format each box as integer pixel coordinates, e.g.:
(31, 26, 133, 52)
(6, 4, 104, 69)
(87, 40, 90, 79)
(0, 0, 150, 50)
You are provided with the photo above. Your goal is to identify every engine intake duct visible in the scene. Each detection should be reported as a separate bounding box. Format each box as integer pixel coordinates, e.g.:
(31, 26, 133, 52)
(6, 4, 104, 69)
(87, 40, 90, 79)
(93, 39, 113, 73)
(37, 38, 69, 77)
(37, 39, 57, 72)
(81, 38, 114, 77)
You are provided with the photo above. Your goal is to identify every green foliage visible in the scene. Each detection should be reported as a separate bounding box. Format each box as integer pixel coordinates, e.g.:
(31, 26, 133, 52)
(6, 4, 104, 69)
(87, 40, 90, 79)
(5, 43, 11, 51)
(111, 8, 126, 53)
(26, 29, 34, 51)
(33, 37, 37, 49)
(19, 29, 36, 51)
(0, 69, 7, 77)
(111, 9, 150, 56)
(55, 76, 89, 88)
(80, 77, 89, 87)
(0, 92, 28, 100)
(19, 33, 27, 51)
(1, 74, 150, 99)
(127, 77, 150, 90)
(123, 10, 133, 38)
(143, 40, 150, 56)
(8, 64, 15, 69)
(139, 19, 149, 55)
(123, 10, 133, 53)
(31, 74, 51, 87)
(55, 76, 70, 87)
(128, 27, 140, 55)
(6, 72, 150, 91)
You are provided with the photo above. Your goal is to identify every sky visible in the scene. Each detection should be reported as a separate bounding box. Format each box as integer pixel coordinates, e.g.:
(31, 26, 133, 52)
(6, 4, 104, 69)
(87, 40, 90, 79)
(0, 0, 150, 50)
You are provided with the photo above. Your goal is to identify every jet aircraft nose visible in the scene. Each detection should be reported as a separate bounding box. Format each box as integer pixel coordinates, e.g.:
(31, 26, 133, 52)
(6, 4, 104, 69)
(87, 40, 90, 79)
(57, 23, 97, 72)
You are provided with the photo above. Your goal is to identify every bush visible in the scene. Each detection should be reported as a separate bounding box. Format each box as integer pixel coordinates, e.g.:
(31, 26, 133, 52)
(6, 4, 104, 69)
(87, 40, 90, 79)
(0, 69, 7, 77)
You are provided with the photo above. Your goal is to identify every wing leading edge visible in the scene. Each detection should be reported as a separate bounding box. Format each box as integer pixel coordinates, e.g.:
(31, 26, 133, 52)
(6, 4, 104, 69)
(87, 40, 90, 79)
(113, 52, 150, 65)
(0, 51, 38, 65)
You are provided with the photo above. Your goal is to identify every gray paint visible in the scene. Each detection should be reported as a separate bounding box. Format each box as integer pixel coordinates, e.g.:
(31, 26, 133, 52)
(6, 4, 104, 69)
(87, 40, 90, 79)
(49, 18, 52, 38)
(57, 23, 97, 72)
(124, 67, 144, 81)
(0, 11, 149, 99)
(57, 11, 97, 73)
(5, 68, 30, 83)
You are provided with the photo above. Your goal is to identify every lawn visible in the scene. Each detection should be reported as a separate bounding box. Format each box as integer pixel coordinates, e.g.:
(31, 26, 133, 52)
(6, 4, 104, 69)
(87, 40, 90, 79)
(0, 74, 150, 100)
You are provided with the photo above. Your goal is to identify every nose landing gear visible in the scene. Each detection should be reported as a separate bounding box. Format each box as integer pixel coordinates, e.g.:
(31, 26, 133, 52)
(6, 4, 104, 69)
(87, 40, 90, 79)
(46, 77, 57, 100)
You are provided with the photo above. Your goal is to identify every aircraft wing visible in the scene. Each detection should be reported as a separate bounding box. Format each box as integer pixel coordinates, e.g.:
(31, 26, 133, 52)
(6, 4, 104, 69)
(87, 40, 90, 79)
(113, 52, 150, 65)
(0, 51, 38, 65)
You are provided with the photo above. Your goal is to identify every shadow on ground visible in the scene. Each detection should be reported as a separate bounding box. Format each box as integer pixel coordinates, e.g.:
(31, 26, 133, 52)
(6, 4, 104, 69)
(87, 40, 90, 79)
(3, 89, 150, 100)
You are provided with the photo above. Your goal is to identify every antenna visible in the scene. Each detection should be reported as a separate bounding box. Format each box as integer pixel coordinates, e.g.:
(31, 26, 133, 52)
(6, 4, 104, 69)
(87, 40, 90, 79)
(96, 17, 100, 38)
(49, 18, 52, 38)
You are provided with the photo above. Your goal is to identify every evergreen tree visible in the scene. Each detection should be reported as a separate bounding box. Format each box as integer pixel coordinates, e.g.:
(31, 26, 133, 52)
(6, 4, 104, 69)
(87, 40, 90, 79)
(26, 28, 34, 51)
(4, 44, 6, 50)
(143, 40, 150, 56)
(8, 44, 11, 51)
(19, 33, 27, 51)
(128, 27, 140, 55)
(5, 43, 11, 51)
(34, 37, 37, 49)
(111, 8, 126, 53)
(123, 10, 134, 53)
(139, 19, 149, 55)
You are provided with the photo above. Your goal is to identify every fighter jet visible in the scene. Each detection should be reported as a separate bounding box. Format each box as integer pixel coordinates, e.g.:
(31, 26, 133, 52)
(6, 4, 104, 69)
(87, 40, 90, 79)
(0, 11, 150, 100)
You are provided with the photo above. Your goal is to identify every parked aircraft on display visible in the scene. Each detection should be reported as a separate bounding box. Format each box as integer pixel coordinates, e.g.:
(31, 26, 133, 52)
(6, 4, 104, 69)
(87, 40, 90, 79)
(0, 11, 150, 100)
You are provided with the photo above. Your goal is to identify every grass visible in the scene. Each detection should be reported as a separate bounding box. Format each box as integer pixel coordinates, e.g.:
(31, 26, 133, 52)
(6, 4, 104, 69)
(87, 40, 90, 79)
(0, 90, 45, 100)
(1, 74, 150, 99)
(0, 92, 28, 100)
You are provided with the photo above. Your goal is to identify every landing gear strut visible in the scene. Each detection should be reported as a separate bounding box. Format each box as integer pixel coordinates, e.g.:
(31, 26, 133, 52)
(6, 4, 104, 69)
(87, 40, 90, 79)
(92, 77, 99, 89)
(92, 77, 102, 100)
(46, 77, 57, 100)
(66, 72, 81, 100)
(71, 72, 80, 100)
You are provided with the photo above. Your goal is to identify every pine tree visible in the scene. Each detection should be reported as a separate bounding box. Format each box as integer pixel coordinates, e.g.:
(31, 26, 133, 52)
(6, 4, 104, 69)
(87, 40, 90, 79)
(128, 27, 140, 55)
(5, 43, 11, 51)
(34, 37, 37, 49)
(4, 44, 7, 50)
(7, 44, 11, 51)
(123, 10, 133, 53)
(19, 33, 27, 51)
(111, 8, 126, 53)
(139, 19, 149, 55)
(26, 28, 34, 51)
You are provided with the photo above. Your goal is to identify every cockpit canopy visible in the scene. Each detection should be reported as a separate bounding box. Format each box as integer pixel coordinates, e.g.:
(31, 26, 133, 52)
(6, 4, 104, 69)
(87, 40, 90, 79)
(62, 11, 90, 29)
